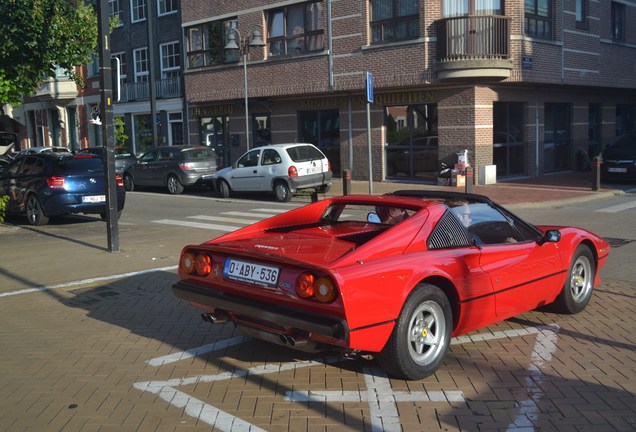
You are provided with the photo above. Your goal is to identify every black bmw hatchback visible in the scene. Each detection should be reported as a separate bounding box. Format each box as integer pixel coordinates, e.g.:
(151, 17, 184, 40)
(601, 131, 636, 181)
(0, 153, 126, 225)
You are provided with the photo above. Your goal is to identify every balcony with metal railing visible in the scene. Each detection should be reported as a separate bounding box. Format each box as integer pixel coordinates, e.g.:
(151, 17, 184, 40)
(118, 77, 182, 102)
(435, 15, 513, 80)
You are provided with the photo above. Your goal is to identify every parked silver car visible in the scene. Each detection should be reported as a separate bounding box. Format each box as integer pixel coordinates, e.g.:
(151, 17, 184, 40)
(214, 143, 332, 202)
(123, 145, 219, 194)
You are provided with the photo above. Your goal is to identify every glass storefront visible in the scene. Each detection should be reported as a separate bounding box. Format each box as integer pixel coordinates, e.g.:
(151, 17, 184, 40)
(298, 109, 340, 175)
(384, 104, 438, 181)
(200, 116, 230, 166)
(493, 102, 526, 177)
(133, 114, 153, 155)
(543, 103, 572, 172)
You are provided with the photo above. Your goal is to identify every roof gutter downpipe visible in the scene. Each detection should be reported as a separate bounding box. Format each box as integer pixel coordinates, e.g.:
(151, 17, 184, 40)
(327, 0, 334, 91)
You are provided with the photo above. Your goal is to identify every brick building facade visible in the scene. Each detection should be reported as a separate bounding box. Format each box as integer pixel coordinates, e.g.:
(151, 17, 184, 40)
(182, 0, 636, 181)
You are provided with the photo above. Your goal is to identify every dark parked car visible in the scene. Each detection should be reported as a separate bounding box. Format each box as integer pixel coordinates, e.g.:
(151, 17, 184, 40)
(123, 145, 219, 194)
(0, 153, 125, 226)
(77, 146, 137, 173)
(600, 131, 636, 181)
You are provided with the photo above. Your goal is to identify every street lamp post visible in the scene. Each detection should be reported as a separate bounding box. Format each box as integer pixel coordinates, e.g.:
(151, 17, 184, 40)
(224, 28, 265, 150)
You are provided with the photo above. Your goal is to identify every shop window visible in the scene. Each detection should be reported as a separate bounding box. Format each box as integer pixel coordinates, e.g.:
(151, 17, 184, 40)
(254, 115, 271, 148)
(267, 2, 324, 56)
(615, 104, 634, 136)
(611, 2, 625, 41)
(543, 103, 571, 172)
(298, 110, 340, 174)
(493, 102, 525, 178)
(370, 0, 419, 44)
(168, 112, 183, 145)
(186, 19, 237, 69)
(201, 116, 230, 166)
(385, 104, 438, 180)
(525, 0, 552, 40)
(133, 114, 153, 155)
(588, 103, 601, 156)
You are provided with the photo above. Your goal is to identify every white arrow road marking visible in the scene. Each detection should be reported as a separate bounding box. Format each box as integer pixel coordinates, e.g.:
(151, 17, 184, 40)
(138, 325, 558, 431)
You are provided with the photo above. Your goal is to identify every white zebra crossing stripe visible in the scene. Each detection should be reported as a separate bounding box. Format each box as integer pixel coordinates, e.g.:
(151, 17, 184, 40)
(151, 219, 243, 231)
(595, 200, 636, 213)
(150, 207, 288, 231)
(188, 215, 262, 224)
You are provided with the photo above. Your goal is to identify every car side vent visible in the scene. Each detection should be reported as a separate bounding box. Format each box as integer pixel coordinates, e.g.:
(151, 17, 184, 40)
(427, 212, 473, 250)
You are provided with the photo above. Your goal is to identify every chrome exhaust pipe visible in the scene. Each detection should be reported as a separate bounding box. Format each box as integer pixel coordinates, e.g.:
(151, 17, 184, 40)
(285, 335, 308, 347)
(279, 334, 289, 345)
(201, 312, 229, 324)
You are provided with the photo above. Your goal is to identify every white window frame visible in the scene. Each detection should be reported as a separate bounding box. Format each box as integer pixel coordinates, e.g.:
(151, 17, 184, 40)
(133, 47, 149, 82)
(160, 41, 180, 78)
(157, 0, 178, 16)
(131, 0, 147, 23)
(111, 52, 127, 80)
(109, 0, 124, 26)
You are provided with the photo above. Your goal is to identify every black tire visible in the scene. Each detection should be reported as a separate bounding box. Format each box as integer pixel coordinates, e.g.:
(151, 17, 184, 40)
(274, 181, 292, 202)
(376, 284, 452, 380)
(218, 180, 230, 198)
(167, 175, 184, 194)
(552, 245, 595, 314)
(316, 184, 331, 194)
(26, 194, 49, 226)
(124, 174, 135, 192)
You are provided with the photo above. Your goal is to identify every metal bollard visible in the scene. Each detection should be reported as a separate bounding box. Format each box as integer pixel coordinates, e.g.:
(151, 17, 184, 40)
(592, 156, 601, 191)
(464, 166, 473, 193)
(342, 169, 352, 196)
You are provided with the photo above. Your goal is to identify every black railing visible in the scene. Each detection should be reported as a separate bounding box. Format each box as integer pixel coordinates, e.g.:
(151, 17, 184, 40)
(436, 15, 510, 62)
(119, 77, 182, 102)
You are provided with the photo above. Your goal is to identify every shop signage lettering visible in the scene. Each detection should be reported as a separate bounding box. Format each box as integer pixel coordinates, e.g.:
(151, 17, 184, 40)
(192, 105, 234, 117)
(300, 91, 433, 109)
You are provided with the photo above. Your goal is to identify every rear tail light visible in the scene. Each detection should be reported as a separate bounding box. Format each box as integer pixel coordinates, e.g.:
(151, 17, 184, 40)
(180, 251, 213, 277)
(295, 272, 338, 303)
(180, 162, 194, 171)
(327, 160, 331, 172)
(115, 173, 124, 187)
(288, 165, 298, 177)
(46, 176, 66, 188)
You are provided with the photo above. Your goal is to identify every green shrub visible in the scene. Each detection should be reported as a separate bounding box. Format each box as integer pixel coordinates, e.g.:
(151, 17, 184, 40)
(0, 195, 9, 223)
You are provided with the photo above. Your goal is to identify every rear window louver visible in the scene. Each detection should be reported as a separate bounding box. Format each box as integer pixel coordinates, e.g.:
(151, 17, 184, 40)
(427, 212, 473, 250)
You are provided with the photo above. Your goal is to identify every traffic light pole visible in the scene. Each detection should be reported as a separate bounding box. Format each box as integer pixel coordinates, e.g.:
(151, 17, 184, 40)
(97, 0, 120, 252)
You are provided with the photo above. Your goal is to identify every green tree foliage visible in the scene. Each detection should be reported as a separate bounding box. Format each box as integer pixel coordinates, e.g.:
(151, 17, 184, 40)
(114, 117, 129, 148)
(0, 0, 98, 105)
(0, 195, 9, 222)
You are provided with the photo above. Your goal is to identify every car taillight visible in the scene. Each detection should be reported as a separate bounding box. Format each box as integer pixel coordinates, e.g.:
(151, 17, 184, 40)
(46, 176, 65, 189)
(180, 251, 213, 277)
(295, 272, 338, 303)
(115, 173, 124, 187)
(180, 162, 194, 171)
(288, 165, 298, 177)
(327, 160, 331, 172)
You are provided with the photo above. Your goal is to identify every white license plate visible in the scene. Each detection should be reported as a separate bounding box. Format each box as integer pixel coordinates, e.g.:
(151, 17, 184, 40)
(607, 167, 627, 173)
(306, 166, 321, 174)
(82, 195, 106, 203)
(223, 259, 280, 288)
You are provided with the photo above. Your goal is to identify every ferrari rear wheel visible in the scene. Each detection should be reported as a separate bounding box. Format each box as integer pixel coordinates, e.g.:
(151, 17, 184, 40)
(377, 284, 452, 380)
(553, 245, 595, 314)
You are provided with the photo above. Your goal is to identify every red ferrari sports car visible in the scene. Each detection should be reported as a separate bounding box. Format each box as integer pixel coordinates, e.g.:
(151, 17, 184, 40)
(173, 191, 610, 380)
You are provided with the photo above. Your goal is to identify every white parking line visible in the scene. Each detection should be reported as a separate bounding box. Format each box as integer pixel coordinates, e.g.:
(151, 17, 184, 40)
(0, 265, 178, 298)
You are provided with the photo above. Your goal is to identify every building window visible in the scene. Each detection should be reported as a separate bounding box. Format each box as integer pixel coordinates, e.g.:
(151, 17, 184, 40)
(134, 48, 149, 82)
(443, 0, 502, 16)
(131, 0, 146, 23)
(615, 104, 635, 136)
(109, 0, 124, 26)
(575, 0, 588, 27)
(370, 0, 419, 44)
(525, 0, 552, 40)
(611, 2, 625, 41)
(111, 52, 127, 80)
(588, 103, 601, 156)
(298, 109, 340, 174)
(267, 1, 324, 56)
(158, 0, 178, 16)
(186, 19, 237, 68)
(87, 54, 100, 78)
(160, 41, 180, 78)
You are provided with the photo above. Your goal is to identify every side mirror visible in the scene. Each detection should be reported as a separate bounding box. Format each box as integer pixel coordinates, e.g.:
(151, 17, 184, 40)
(538, 229, 561, 245)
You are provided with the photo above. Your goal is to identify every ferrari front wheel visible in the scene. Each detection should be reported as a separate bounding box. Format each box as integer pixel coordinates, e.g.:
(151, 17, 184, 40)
(553, 245, 595, 314)
(377, 284, 452, 380)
